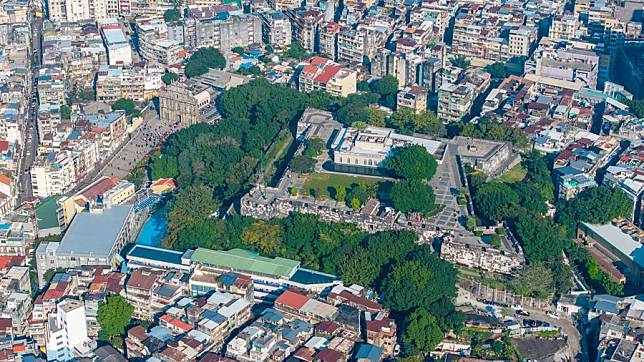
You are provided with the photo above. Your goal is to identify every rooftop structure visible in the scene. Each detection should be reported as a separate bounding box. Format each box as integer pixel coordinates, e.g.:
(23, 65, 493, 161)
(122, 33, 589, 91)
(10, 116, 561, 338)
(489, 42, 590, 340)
(578, 219, 644, 288)
(191, 248, 300, 279)
(332, 126, 444, 169)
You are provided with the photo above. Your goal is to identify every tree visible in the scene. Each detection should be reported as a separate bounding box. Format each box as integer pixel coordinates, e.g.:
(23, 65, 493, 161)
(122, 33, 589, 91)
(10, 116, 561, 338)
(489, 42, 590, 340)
(98, 295, 134, 339)
(77, 87, 95, 101)
(380, 249, 457, 312)
(391, 180, 436, 214)
(240, 65, 262, 76)
(231, 46, 245, 55)
(461, 119, 529, 148)
(466, 216, 476, 231)
(387, 144, 438, 181)
(334, 186, 346, 202)
(150, 154, 178, 179)
(285, 43, 308, 60)
(365, 108, 387, 127)
(512, 214, 566, 264)
(402, 308, 444, 356)
(163, 8, 180, 22)
(289, 155, 316, 173)
(241, 220, 282, 254)
(484, 62, 507, 78)
(338, 248, 381, 286)
(626, 98, 644, 118)
(162, 72, 179, 85)
(511, 181, 547, 215)
(370, 75, 399, 97)
(111, 98, 140, 117)
(510, 263, 554, 299)
(60, 104, 71, 119)
(449, 55, 471, 69)
(185, 47, 226, 78)
(357, 80, 370, 92)
(388, 108, 445, 136)
(167, 184, 217, 242)
(472, 182, 519, 224)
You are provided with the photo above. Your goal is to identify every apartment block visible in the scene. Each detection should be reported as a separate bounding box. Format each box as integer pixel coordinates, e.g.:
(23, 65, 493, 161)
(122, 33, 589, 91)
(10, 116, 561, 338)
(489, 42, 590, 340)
(298, 56, 357, 97)
(261, 12, 292, 49)
(184, 8, 262, 51)
(397, 86, 428, 114)
(96, 64, 163, 102)
(135, 17, 185, 66)
(286, 7, 323, 52)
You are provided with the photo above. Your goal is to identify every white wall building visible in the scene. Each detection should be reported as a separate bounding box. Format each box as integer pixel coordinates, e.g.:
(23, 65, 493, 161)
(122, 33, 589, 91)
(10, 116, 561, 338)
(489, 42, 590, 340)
(46, 299, 91, 361)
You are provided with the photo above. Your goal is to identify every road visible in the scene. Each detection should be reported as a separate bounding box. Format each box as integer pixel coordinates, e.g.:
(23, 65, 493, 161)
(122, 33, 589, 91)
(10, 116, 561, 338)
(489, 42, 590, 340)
(457, 287, 583, 360)
(97, 108, 175, 179)
(67, 107, 179, 195)
(17, 13, 42, 205)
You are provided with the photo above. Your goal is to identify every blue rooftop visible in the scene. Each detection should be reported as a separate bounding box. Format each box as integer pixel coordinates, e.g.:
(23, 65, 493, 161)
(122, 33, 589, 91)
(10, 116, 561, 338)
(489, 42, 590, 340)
(290, 268, 337, 285)
(355, 344, 384, 362)
(127, 244, 184, 265)
(81, 112, 124, 129)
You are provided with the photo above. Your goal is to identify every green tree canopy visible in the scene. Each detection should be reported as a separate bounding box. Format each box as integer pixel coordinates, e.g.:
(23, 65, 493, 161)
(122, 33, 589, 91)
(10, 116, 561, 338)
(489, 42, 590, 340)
(626, 98, 644, 118)
(484, 62, 507, 78)
(449, 55, 471, 69)
(163, 8, 180, 22)
(380, 249, 457, 312)
(167, 184, 217, 242)
(402, 308, 444, 356)
(370, 75, 399, 97)
(461, 119, 529, 148)
(111, 98, 140, 117)
(285, 43, 308, 60)
(388, 108, 446, 137)
(472, 182, 519, 224)
(387, 144, 438, 181)
(390, 179, 436, 214)
(60, 104, 71, 119)
(98, 295, 134, 338)
(510, 263, 554, 299)
(162, 72, 179, 85)
(185, 47, 226, 78)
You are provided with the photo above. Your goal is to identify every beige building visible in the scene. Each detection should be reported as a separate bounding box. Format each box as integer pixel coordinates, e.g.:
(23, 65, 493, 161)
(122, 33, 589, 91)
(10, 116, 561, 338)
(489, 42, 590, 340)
(298, 56, 357, 97)
(397, 86, 428, 114)
(159, 80, 217, 127)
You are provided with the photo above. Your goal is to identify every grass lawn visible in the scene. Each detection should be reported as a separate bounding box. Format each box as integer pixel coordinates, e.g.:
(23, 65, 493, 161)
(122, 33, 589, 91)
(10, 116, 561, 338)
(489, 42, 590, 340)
(496, 163, 527, 183)
(302, 173, 381, 199)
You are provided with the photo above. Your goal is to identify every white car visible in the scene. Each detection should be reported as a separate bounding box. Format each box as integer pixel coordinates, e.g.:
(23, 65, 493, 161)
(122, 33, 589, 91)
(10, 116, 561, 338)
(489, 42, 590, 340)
(546, 311, 560, 319)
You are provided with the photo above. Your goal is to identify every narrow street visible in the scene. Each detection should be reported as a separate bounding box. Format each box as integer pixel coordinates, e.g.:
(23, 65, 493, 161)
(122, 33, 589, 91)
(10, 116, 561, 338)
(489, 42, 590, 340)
(457, 287, 584, 360)
(17, 13, 42, 205)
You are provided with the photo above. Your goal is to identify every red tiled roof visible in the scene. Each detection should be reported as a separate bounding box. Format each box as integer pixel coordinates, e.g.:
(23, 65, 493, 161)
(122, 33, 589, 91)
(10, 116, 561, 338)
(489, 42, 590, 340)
(329, 290, 382, 311)
(275, 289, 310, 310)
(294, 347, 315, 361)
(313, 64, 342, 84)
(315, 348, 343, 362)
(78, 177, 119, 202)
(366, 317, 396, 335)
(0, 255, 24, 270)
(0, 174, 10, 186)
(315, 320, 341, 335)
(127, 269, 159, 290)
(160, 314, 193, 332)
(0, 318, 12, 331)
(0, 141, 9, 152)
(151, 178, 177, 188)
